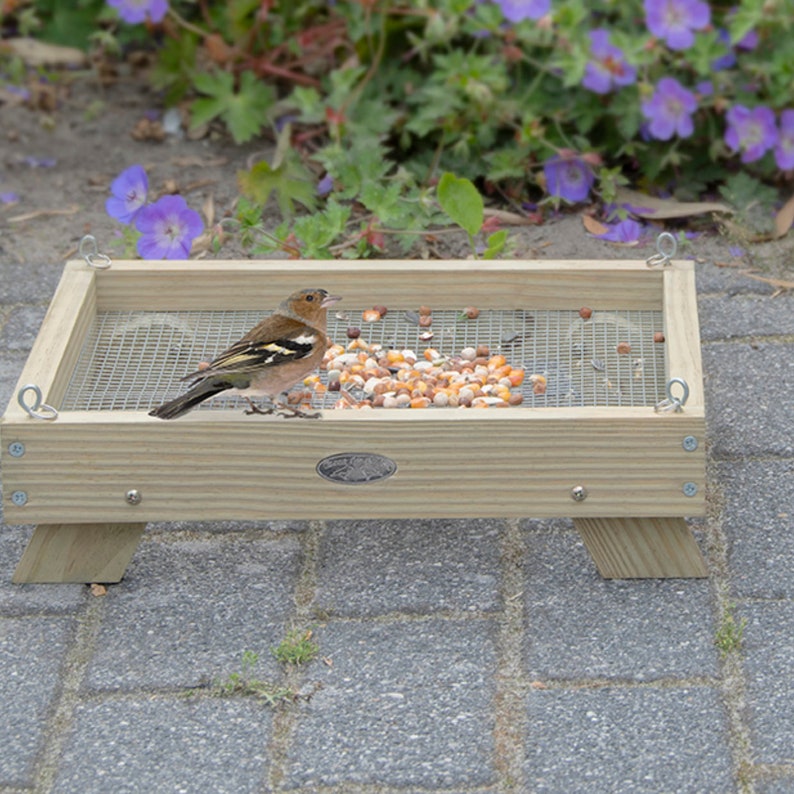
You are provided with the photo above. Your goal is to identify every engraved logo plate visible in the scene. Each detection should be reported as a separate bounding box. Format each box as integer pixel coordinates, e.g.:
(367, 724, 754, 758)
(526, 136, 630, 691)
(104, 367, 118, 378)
(316, 452, 397, 485)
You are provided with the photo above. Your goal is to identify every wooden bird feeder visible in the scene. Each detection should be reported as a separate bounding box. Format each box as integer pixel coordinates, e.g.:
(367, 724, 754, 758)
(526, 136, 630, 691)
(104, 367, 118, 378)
(1, 255, 707, 583)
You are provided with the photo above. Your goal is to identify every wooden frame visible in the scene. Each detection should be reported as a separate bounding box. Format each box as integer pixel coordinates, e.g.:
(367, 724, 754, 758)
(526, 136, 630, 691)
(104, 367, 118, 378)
(1, 259, 707, 582)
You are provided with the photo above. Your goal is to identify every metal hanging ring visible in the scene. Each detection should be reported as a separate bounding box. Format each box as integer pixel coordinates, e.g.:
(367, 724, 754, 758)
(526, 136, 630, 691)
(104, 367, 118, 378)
(646, 231, 678, 268)
(79, 235, 112, 269)
(654, 377, 689, 413)
(18, 384, 59, 421)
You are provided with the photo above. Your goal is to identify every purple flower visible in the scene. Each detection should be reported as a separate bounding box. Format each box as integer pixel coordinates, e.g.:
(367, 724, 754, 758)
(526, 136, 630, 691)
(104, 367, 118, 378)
(23, 156, 56, 168)
(775, 110, 794, 170)
(106, 164, 149, 225)
(106, 0, 168, 25)
(592, 218, 644, 243)
(644, 0, 710, 51)
(543, 155, 594, 203)
(736, 29, 758, 50)
(724, 105, 778, 163)
(134, 195, 204, 259)
(492, 0, 550, 23)
(641, 77, 698, 140)
(1, 191, 19, 204)
(317, 174, 334, 196)
(582, 29, 636, 94)
(711, 30, 736, 71)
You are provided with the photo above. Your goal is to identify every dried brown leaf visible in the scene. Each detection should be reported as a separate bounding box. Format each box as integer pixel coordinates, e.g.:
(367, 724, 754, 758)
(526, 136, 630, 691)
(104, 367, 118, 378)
(482, 208, 539, 226)
(8, 204, 80, 223)
(740, 271, 794, 292)
(773, 192, 794, 239)
(581, 215, 609, 236)
(171, 156, 229, 168)
(202, 193, 215, 227)
(2, 37, 87, 67)
(614, 187, 732, 219)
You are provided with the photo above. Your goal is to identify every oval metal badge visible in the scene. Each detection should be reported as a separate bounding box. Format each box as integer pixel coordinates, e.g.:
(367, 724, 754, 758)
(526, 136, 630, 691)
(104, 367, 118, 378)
(316, 452, 397, 485)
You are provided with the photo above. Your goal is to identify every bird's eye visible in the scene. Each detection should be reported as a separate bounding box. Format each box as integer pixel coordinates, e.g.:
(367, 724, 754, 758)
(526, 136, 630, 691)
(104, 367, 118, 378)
(305, 294, 315, 302)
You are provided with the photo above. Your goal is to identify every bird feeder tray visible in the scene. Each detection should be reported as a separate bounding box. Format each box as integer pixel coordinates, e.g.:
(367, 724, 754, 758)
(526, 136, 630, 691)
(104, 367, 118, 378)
(1, 258, 707, 583)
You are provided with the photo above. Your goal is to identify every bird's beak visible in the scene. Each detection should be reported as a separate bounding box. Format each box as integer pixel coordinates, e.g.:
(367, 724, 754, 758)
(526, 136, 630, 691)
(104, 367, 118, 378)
(321, 294, 342, 308)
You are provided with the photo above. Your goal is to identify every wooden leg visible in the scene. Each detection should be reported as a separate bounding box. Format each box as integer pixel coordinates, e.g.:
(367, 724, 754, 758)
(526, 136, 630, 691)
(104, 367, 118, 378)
(573, 517, 707, 579)
(12, 523, 146, 584)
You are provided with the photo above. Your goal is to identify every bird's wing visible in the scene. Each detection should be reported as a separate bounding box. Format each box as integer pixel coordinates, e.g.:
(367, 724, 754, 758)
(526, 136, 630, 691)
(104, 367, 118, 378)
(181, 328, 319, 382)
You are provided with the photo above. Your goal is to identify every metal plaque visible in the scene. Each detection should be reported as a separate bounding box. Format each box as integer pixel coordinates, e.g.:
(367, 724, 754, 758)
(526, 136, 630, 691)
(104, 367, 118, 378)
(316, 452, 397, 485)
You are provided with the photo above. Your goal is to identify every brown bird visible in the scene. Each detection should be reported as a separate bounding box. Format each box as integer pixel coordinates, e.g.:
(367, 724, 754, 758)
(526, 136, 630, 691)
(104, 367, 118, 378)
(149, 288, 341, 420)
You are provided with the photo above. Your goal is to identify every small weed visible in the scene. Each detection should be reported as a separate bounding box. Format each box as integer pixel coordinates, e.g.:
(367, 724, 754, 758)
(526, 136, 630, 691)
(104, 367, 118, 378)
(715, 603, 748, 657)
(213, 651, 295, 705)
(272, 627, 319, 666)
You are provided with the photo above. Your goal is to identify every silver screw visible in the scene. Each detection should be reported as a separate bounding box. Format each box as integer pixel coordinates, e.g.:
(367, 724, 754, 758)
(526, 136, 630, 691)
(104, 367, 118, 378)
(11, 490, 28, 506)
(125, 489, 142, 506)
(682, 482, 698, 497)
(682, 436, 698, 452)
(8, 442, 25, 458)
(570, 485, 588, 502)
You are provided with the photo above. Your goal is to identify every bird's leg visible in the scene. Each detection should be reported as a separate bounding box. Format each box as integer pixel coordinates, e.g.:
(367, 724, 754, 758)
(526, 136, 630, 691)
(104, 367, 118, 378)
(243, 397, 276, 415)
(273, 401, 321, 419)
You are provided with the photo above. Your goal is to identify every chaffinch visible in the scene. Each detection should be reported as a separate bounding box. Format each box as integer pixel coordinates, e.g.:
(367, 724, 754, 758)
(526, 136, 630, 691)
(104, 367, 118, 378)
(149, 288, 341, 420)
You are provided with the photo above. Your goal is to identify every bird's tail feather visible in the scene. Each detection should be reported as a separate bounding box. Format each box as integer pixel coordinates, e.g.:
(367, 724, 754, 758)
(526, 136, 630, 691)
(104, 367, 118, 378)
(149, 379, 231, 420)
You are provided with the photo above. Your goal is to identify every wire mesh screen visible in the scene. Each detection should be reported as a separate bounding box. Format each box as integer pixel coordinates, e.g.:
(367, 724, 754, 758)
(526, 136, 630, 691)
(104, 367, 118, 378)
(60, 308, 667, 412)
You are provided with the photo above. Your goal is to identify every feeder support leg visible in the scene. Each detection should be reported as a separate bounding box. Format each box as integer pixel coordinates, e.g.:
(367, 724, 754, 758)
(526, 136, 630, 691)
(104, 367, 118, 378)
(573, 516, 707, 579)
(12, 523, 146, 584)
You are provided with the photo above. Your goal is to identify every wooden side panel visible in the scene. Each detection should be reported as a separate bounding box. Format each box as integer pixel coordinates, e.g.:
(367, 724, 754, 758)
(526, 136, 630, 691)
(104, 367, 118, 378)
(663, 263, 704, 408)
(574, 516, 708, 578)
(2, 410, 705, 523)
(2, 262, 96, 418)
(12, 523, 145, 583)
(93, 260, 664, 312)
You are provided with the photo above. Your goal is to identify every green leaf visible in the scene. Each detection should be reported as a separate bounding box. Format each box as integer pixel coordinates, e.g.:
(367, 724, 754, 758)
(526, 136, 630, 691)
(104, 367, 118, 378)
(436, 172, 483, 237)
(481, 229, 508, 259)
(190, 70, 274, 144)
(291, 199, 351, 258)
(237, 126, 317, 219)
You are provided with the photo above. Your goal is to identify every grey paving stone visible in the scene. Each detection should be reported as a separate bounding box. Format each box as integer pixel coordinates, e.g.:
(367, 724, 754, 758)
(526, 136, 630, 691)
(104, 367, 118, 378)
(716, 460, 794, 599)
(0, 261, 64, 304)
(757, 778, 794, 794)
(699, 293, 794, 341)
(694, 258, 777, 296)
(738, 601, 794, 767)
(317, 519, 502, 617)
(0, 616, 74, 787)
(0, 525, 87, 614)
(145, 519, 309, 537)
(522, 531, 718, 680)
(285, 618, 497, 789)
(0, 351, 28, 416)
(702, 342, 794, 458)
(0, 305, 47, 351)
(523, 686, 734, 793)
(84, 535, 302, 690)
(52, 697, 271, 794)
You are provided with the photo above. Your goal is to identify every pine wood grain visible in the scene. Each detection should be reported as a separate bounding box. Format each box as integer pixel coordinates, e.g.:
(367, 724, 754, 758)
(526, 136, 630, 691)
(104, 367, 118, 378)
(663, 263, 705, 408)
(574, 516, 708, 578)
(3, 409, 705, 524)
(93, 259, 664, 311)
(12, 522, 145, 583)
(4, 262, 96, 419)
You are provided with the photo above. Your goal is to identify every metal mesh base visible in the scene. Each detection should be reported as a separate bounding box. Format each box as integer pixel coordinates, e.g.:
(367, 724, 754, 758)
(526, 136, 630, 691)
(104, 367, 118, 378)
(60, 308, 667, 412)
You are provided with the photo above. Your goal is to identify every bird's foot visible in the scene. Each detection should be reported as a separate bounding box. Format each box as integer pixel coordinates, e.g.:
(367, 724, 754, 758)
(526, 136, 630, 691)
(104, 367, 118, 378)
(243, 397, 276, 416)
(274, 401, 321, 419)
